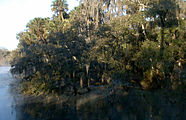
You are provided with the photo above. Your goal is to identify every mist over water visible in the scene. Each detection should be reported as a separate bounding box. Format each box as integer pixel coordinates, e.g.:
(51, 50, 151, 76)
(0, 67, 16, 120)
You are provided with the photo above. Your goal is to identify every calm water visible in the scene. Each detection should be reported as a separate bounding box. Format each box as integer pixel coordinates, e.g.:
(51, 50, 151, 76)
(0, 67, 185, 120)
(0, 67, 16, 120)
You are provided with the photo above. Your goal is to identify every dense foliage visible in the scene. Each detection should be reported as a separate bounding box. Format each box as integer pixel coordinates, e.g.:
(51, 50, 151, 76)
(10, 0, 186, 95)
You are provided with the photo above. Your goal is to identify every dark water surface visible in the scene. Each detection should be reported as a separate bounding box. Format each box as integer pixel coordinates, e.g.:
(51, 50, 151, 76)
(0, 67, 185, 120)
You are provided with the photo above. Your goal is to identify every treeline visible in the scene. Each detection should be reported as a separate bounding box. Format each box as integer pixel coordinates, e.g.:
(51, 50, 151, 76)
(0, 48, 11, 66)
(10, 0, 186, 95)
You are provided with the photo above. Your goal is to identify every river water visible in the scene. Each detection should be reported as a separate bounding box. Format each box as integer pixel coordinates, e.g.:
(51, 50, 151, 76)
(0, 67, 185, 120)
(0, 67, 16, 120)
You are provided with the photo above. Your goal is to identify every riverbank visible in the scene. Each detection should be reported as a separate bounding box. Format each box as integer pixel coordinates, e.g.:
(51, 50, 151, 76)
(10, 77, 185, 108)
(10, 80, 186, 120)
(8, 68, 185, 120)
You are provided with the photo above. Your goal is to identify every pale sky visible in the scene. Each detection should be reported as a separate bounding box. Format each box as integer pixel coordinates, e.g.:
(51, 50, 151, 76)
(0, 0, 79, 50)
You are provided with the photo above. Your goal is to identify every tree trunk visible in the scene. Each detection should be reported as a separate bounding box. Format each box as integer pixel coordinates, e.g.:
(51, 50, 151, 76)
(160, 27, 164, 59)
(80, 76, 83, 88)
(160, 16, 165, 59)
(95, 6, 99, 29)
(59, 10, 64, 22)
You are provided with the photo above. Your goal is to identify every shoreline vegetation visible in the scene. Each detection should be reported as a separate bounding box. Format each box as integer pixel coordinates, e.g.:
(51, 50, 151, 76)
(10, 76, 185, 111)
(0, 48, 11, 66)
(9, 0, 185, 108)
(9, 76, 185, 119)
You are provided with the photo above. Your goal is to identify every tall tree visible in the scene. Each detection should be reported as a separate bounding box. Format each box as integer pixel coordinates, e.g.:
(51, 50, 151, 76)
(51, 0, 68, 21)
(147, 0, 178, 58)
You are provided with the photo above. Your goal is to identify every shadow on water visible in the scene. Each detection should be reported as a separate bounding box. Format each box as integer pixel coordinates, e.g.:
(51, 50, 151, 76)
(11, 89, 185, 120)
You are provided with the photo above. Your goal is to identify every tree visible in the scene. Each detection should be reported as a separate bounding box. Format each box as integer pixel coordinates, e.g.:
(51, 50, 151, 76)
(0, 48, 10, 66)
(51, 0, 68, 21)
(10, 0, 186, 95)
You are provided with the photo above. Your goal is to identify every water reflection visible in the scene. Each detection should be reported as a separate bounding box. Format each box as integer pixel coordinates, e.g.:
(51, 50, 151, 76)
(13, 90, 185, 120)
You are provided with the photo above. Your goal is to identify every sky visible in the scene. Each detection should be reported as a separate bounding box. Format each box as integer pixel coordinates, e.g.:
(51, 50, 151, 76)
(0, 0, 79, 50)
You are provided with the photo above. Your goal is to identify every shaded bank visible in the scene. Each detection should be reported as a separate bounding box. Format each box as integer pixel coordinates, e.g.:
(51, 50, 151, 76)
(9, 73, 185, 120)
(11, 86, 186, 120)
(0, 65, 182, 120)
